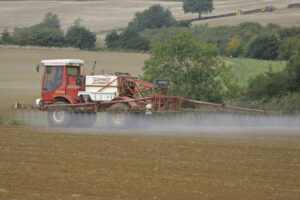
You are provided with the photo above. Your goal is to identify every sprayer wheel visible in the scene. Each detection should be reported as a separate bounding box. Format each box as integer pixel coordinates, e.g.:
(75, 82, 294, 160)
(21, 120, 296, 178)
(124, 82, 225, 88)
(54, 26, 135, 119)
(47, 101, 72, 127)
(71, 112, 97, 128)
(106, 103, 130, 128)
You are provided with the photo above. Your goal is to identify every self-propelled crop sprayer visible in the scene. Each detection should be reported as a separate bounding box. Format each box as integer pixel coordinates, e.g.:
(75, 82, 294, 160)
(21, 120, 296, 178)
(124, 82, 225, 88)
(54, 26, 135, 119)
(14, 59, 266, 127)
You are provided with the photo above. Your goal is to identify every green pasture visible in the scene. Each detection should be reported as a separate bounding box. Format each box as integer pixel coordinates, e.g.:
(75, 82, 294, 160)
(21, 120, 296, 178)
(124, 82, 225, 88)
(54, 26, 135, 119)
(226, 57, 286, 86)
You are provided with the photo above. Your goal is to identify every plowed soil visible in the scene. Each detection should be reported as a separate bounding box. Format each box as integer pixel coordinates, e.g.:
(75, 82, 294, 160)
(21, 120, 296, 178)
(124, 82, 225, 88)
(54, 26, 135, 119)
(0, 126, 300, 200)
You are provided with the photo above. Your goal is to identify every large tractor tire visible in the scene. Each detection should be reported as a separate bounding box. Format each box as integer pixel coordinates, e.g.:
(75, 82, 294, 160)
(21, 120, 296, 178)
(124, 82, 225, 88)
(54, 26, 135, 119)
(106, 103, 131, 128)
(47, 102, 72, 127)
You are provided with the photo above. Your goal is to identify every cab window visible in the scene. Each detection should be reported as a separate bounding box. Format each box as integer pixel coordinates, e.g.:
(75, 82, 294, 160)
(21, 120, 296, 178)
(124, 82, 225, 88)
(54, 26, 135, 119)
(67, 66, 79, 76)
(43, 66, 63, 93)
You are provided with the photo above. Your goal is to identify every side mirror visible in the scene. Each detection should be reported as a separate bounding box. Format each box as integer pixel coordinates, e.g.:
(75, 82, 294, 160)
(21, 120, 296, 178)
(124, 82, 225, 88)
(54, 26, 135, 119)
(36, 64, 40, 73)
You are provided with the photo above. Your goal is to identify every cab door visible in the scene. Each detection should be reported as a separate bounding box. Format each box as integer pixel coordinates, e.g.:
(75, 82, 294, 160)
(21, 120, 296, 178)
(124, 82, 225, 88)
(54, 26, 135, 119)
(65, 66, 82, 98)
(42, 66, 64, 101)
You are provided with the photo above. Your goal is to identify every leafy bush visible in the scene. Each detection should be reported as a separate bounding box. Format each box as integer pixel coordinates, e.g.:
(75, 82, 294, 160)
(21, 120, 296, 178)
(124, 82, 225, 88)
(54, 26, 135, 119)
(248, 93, 300, 114)
(247, 70, 288, 100)
(176, 20, 192, 27)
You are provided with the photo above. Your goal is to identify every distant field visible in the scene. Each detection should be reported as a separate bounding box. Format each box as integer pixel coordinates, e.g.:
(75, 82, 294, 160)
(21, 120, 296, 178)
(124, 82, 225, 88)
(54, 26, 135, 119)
(0, 0, 299, 36)
(0, 0, 185, 34)
(193, 7, 300, 27)
(226, 57, 287, 86)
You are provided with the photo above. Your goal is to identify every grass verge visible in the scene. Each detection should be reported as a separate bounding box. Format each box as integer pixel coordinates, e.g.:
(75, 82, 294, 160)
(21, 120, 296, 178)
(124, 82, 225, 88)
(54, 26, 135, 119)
(226, 57, 287, 86)
(0, 116, 27, 126)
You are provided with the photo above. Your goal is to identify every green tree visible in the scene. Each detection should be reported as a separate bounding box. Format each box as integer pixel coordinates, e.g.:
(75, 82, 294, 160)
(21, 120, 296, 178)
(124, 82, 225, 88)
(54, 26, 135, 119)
(65, 19, 96, 50)
(183, 0, 214, 19)
(118, 29, 149, 51)
(38, 12, 61, 29)
(277, 37, 299, 60)
(247, 34, 280, 60)
(128, 4, 176, 32)
(13, 27, 32, 45)
(10, 12, 63, 47)
(142, 33, 228, 102)
(0, 29, 12, 44)
(105, 31, 120, 49)
(105, 4, 176, 51)
(286, 47, 300, 92)
(226, 36, 242, 57)
(278, 26, 300, 39)
(31, 28, 65, 47)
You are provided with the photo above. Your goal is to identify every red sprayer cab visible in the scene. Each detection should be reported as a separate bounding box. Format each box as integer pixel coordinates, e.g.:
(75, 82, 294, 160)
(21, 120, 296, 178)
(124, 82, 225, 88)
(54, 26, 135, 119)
(41, 59, 85, 104)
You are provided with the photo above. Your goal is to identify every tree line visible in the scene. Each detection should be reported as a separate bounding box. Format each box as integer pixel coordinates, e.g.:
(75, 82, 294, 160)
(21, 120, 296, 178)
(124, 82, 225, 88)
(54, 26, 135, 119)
(0, 13, 96, 50)
(105, 4, 299, 62)
(105, 5, 177, 51)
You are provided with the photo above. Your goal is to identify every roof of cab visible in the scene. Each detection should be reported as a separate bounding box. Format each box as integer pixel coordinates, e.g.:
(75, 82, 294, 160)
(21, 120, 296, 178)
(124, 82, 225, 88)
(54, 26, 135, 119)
(41, 59, 84, 66)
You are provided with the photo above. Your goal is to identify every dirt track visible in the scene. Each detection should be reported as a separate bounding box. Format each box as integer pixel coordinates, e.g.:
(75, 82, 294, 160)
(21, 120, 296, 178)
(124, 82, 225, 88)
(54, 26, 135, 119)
(0, 126, 300, 200)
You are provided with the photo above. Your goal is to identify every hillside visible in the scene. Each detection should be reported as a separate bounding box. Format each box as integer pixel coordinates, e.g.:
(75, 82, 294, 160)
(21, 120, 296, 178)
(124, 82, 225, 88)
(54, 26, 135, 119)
(0, 0, 299, 35)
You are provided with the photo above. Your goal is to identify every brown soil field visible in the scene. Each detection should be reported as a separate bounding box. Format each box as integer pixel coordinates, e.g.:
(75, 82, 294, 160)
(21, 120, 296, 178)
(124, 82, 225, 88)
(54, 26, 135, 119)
(0, 0, 299, 34)
(0, 47, 148, 117)
(0, 126, 300, 200)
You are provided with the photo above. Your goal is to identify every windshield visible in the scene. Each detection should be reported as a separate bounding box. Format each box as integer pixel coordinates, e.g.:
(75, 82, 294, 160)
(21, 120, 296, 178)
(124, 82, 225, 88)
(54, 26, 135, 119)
(43, 66, 63, 93)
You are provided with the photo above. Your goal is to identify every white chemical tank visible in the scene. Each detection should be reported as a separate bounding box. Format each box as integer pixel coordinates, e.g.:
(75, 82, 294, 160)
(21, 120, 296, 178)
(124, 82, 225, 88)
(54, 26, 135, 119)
(78, 74, 119, 102)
